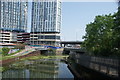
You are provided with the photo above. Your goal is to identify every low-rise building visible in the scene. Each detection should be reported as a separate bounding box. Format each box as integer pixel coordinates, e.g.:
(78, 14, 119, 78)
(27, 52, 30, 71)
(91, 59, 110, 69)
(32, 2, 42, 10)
(17, 33, 30, 44)
(0, 43, 16, 48)
(30, 32, 60, 46)
(0, 31, 17, 43)
(0, 31, 30, 44)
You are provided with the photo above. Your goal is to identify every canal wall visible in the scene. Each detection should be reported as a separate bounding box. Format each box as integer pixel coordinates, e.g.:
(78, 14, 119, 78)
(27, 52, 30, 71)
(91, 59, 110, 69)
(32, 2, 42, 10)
(68, 51, 120, 80)
(55, 48, 64, 55)
(1, 50, 41, 66)
(63, 48, 85, 55)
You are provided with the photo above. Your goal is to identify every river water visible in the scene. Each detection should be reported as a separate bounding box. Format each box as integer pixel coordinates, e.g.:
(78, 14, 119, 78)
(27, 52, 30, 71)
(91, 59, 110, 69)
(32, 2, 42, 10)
(2, 58, 74, 79)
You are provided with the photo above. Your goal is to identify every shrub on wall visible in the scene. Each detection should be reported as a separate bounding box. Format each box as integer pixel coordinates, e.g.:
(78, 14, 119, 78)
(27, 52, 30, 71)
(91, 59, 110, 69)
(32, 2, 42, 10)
(48, 48, 56, 55)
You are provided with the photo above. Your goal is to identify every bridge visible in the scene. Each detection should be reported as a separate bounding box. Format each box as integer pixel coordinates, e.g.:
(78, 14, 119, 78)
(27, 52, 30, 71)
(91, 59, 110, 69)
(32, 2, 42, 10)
(60, 41, 83, 47)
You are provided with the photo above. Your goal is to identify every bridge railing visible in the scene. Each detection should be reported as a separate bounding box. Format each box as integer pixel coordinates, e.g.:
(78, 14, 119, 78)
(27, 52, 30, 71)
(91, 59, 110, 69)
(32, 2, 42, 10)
(69, 51, 120, 78)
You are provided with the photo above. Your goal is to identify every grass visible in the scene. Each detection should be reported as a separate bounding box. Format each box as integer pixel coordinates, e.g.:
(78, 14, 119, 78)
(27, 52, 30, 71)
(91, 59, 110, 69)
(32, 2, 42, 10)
(0, 67, 6, 72)
(0, 48, 2, 52)
(0, 49, 23, 60)
(20, 55, 69, 61)
(1, 55, 19, 60)
(0, 50, 23, 60)
(7, 50, 22, 56)
(1, 55, 69, 72)
(0, 48, 68, 61)
(0, 67, 3, 72)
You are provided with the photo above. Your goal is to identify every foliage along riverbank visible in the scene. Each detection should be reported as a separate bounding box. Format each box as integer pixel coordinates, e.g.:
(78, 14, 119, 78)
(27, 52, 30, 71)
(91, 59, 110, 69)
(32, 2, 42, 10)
(83, 4, 120, 57)
(20, 55, 69, 61)
(1, 55, 68, 72)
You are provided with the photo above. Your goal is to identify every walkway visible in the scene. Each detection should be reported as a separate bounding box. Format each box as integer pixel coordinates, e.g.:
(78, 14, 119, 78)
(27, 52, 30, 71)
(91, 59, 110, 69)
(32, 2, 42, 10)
(11, 48, 35, 56)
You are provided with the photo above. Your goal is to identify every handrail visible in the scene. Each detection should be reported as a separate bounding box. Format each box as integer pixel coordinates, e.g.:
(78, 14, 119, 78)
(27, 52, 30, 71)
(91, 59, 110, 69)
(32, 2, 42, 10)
(69, 52, 120, 78)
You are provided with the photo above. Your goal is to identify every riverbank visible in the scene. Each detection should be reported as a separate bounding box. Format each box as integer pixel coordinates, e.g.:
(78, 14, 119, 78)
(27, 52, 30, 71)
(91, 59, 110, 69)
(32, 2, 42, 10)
(2, 57, 74, 78)
(0, 47, 35, 60)
(1, 50, 41, 66)
(0, 48, 2, 52)
(20, 55, 69, 61)
(1, 48, 68, 65)
(1, 54, 69, 72)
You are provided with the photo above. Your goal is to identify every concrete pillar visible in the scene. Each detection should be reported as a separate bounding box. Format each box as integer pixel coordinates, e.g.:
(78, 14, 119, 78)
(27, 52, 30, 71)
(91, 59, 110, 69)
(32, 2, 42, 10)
(60, 44, 62, 47)
(64, 44, 66, 47)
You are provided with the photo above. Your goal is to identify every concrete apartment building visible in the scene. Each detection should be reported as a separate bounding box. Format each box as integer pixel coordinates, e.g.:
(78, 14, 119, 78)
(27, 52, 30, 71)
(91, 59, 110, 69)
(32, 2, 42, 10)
(0, 1, 28, 43)
(0, 0, 61, 46)
(17, 33, 30, 44)
(0, 31, 17, 43)
(30, 0, 61, 46)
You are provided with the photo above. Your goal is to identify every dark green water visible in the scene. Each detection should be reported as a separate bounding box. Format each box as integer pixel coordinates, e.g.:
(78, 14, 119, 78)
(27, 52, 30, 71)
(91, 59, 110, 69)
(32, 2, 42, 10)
(2, 58, 74, 79)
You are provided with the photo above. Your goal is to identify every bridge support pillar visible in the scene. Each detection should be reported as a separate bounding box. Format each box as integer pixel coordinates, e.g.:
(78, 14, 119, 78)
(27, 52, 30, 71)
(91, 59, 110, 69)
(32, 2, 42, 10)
(60, 44, 62, 47)
(64, 44, 66, 47)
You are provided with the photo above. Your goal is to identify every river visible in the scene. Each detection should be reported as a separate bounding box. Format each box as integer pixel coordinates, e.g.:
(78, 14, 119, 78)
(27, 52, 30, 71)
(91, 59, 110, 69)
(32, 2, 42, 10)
(2, 58, 74, 79)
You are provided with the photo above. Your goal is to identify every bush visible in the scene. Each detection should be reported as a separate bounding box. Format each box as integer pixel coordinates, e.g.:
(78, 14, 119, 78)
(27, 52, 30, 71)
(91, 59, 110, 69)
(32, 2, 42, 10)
(48, 48, 56, 55)
(2, 47, 10, 56)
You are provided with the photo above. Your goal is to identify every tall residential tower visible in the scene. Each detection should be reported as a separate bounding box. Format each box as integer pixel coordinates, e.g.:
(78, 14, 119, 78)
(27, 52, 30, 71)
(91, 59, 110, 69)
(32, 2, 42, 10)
(0, 1, 28, 43)
(30, 0, 61, 46)
(0, 1, 28, 32)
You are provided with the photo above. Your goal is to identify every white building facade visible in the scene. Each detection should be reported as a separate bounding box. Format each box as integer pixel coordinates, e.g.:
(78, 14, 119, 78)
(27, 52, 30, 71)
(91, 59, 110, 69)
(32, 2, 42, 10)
(0, 1, 28, 43)
(0, 31, 17, 43)
(30, 0, 61, 46)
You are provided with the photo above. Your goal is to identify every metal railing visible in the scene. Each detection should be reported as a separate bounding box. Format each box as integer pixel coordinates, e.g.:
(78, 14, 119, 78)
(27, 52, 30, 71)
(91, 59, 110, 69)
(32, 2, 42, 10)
(69, 51, 120, 78)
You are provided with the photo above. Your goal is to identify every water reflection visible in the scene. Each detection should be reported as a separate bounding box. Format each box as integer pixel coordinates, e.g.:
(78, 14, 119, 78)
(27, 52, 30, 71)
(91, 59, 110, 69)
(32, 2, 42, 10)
(2, 59, 74, 78)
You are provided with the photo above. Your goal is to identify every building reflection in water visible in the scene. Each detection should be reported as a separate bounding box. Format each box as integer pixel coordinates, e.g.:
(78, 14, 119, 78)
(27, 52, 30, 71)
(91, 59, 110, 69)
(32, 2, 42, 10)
(2, 59, 60, 78)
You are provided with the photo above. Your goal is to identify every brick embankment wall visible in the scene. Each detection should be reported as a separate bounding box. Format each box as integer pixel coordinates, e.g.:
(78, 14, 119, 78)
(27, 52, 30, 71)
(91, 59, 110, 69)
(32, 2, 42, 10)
(56, 48, 64, 55)
(0, 50, 41, 66)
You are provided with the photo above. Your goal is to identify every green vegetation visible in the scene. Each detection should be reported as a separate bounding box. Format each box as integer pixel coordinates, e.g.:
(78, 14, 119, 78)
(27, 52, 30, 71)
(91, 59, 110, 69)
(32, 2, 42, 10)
(112, 5, 120, 56)
(0, 48, 23, 60)
(0, 46, 24, 60)
(7, 50, 22, 56)
(1, 55, 68, 71)
(0, 55, 19, 60)
(0, 48, 2, 58)
(48, 48, 56, 55)
(83, 5, 120, 57)
(20, 55, 68, 61)
(0, 48, 2, 52)
(2, 47, 10, 56)
(0, 50, 22, 60)
(0, 67, 8, 72)
(0, 67, 4, 72)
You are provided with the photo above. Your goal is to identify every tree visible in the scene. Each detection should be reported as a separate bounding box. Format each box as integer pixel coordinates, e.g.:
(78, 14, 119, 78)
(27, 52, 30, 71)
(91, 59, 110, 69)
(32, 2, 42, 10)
(83, 14, 114, 56)
(2, 47, 10, 56)
(112, 1, 120, 56)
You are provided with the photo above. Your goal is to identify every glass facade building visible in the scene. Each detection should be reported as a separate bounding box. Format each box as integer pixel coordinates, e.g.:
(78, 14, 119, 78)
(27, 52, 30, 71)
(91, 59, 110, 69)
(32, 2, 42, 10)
(0, 1, 28, 32)
(31, 0, 61, 33)
(30, 0, 61, 46)
(0, 1, 28, 43)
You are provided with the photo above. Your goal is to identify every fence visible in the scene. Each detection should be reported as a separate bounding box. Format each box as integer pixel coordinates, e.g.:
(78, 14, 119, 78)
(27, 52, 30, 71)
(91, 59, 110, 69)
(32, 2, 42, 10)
(69, 51, 120, 78)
